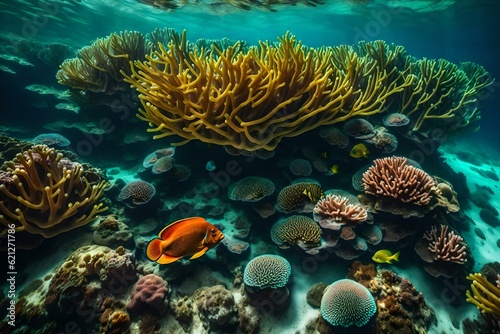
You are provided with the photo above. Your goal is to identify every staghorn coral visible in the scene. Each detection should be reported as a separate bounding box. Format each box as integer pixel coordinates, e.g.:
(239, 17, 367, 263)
(313, 194, 368, 230)
(228, 176, 275, 202)
(270, 215, 322, 250)
(123, 32, 412, 152)
(362, 156, 435, 206)
(276, 182, 324, 213)
(466, 273, 500, 317)
(423, 224, 467, 264)
(0, 145, 108, 239)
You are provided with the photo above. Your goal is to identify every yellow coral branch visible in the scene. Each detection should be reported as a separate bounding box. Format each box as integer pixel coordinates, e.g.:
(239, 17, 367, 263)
(466, 273, 500, 316)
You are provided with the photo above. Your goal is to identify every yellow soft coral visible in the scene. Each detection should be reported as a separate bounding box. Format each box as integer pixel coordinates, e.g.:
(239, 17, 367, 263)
(122, 32, 412, 152)
(0, 145, 108, 238)
(466, 273, 500, 316)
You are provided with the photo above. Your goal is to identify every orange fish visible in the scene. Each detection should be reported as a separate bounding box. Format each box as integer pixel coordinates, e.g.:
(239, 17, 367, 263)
(146, 217, 224, 264)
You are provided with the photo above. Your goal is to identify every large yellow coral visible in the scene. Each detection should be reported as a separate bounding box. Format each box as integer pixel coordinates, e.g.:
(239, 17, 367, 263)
(122, 32, 412, 152)
(0, 145, 108, 238)
(466, 273, 500, 316)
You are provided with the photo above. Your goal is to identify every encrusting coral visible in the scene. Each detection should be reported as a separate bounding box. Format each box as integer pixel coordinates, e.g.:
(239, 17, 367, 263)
(0, 145, 108, 241)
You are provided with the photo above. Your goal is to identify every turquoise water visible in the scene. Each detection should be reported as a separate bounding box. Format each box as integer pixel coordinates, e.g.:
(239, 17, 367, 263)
(0, 1, 499, 333)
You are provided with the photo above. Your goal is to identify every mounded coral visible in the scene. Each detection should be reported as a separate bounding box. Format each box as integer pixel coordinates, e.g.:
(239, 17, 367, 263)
(93, 214, 134, 249)
(117, 180, 156, 208)
(43, 245, 137, 324)
(243, 255, 291, 289)
(276, 182, 324, 213)
(320, 279, 377, 327)
(228, 176, 275, 202)
(127, 274, 170, 316)
(193, 285, 239, 329)
(270, 215, 322, 250)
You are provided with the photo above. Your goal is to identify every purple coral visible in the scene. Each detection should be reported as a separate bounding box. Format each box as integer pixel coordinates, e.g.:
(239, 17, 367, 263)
(127, 274, 169, 315)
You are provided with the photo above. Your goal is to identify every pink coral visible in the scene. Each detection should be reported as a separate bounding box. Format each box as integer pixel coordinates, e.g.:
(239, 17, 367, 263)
(313, 194, 368, 230)
(362, 156, 435, 206)
(127, 274, 169, 315)
(423, 224, 466, 264)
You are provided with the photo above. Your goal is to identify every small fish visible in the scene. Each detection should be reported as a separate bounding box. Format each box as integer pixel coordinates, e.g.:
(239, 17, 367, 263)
(302, 185, 324, 202)
(372, 249, 400, 264)
(349, 143, 370, 159)
(329, 164, 340, 174)
(146, 217, 224, 264)
(205, 160, 216, 172)
(322, 151, 328, 158)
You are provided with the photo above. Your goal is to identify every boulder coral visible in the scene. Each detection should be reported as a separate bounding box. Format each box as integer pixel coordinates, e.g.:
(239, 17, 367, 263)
(127, 274, 170, 315)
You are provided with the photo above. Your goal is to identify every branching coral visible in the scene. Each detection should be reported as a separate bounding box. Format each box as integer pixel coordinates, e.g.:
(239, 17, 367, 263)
(399, 59, 493, 133)
(313, 194, 368, 230)
(362, 156, 435, 206)
(0, 145, 108, 238)
(466, 273, 500, 316)
(423, 224, 466, 264)
(57, 31, 152, 94)
(123, 32, 412, 152)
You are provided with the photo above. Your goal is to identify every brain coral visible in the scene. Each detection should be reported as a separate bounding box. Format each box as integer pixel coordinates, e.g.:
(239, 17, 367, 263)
(117, 180, 156, 207)
(289, 159, 312, 176)
(228, 176, 275, 202)
(243, 255, 291, 289)
(321, 279, 376, 327)
(276, 182, 324, 213)
(127, 274, 169, 315)
(342, 119, 376, 139)
(270, 215, 321, 249)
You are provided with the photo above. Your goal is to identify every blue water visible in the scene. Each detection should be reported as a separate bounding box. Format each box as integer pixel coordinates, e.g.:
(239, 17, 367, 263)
(1, 1, 499, 333)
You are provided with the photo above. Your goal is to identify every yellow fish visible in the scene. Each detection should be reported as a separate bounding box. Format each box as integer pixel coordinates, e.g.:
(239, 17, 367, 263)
(372, 249, 400, 264)
(349, 143, 370, 159)
(329, 164, 340, 174)
(302, 186, 324, 202)
(146, 217, 224, 264)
